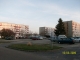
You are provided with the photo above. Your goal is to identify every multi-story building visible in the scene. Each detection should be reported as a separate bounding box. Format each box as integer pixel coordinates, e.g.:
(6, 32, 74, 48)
(39, 27, 55, 37)
(63, 20, 80, 37)
(0, 22, 29, 38)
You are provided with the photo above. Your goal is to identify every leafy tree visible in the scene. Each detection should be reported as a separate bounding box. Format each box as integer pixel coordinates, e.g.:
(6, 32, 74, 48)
(54, 18, 66, 36)
(0, 28, 15, 38)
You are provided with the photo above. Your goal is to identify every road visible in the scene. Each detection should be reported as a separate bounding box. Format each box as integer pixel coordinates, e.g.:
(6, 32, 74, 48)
(0, 39, 80, 60)
(0, 47, 50, 60)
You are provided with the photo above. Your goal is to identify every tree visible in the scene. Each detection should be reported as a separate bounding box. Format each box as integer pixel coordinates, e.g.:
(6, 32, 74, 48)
(33, 32, 38, 36)
(54, 18, 66, 36)
(25, 31, 33, 37)
(0, 28, 15, 38)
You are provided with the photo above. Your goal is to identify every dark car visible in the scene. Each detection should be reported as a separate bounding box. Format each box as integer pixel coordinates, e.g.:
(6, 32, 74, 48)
(29, 36, 34, 39)
(5, 37, 14, 40)
(32, 36, 43, 40)
(49, 37, 58, 42)
(57, 38, 75, 44)
(32, 37, 38, 40)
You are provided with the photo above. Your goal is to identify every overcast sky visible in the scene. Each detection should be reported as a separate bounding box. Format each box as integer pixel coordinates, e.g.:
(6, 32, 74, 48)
(0, 0, 80, 33)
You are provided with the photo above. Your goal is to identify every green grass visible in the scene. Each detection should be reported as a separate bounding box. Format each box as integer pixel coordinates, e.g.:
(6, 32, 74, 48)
(7, 44, 62, 52)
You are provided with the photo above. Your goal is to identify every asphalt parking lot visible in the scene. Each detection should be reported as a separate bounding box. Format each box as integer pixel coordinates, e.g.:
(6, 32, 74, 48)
(0, 39, 80, 60)
(0, 39, 80, 48)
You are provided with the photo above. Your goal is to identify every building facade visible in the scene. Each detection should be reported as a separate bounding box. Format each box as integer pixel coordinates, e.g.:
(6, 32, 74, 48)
(0, 22, 29, 38)
(39, 27, 55, 37)
(63, 21, 80, 37)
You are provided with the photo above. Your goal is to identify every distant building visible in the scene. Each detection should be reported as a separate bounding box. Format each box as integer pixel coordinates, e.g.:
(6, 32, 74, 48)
(39, 27, 55, 37)
(63, 21, 80, 37)
(0, 22, 29, 38)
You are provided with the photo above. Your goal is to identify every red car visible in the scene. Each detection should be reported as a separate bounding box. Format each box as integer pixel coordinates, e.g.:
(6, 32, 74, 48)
(32, 37, 38, 40)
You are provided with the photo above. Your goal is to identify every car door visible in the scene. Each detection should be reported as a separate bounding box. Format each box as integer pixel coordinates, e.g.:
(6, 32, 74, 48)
(62, 38, 68, 43)
(63, 38, 67, 43)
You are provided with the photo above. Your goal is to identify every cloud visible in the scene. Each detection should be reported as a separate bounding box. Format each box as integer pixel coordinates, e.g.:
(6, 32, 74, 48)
(1, 0, 80, 20)
(39, 3, 80, 21)
(0, 15, 56, 33)
(21, 0, 35, 7)
(0, 0, 80, 33)
(0, 0, 36, 7)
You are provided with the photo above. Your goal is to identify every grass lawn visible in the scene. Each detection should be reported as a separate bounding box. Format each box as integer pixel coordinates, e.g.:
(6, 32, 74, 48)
(7, 44, 62, 52)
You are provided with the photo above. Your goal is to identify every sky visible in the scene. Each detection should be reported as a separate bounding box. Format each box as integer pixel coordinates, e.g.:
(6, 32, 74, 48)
(0, 0, 80, 33)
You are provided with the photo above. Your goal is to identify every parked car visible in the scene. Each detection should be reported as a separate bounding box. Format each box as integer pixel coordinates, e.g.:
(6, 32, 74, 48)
(58, 35, 67, 39)
(29, 36, 35, 39)
(32, 36, 43, 40)
(5, 37, 14, 40)
(38, 36, 43, 40)
(49, 37, 57, 42)
(48, 38, 52, 40)
(43, 37, 47, 39)
(32, 37, 37, 40)
(57, 38, 75, 44)
(71, 37, 80, 43)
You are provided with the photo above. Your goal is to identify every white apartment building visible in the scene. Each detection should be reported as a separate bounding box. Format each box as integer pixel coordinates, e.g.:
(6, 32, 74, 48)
(0, 22, 29, 38)
(63, 21, 80, 37)
(39, 27, 55, 37)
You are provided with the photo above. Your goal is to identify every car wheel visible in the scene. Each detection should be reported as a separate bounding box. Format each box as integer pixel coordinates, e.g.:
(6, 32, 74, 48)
(70, 42, 75, 44)
(79, 40, 80, 43)
(58, 42, 61, 44)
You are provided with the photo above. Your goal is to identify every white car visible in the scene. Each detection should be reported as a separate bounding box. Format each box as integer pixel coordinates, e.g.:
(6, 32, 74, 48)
(58, 35, 67, 39)
(72, 37, 80, 43)
(35, 36, 43, 40)
(38, 36, 43, 40)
